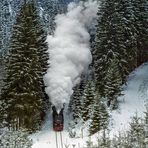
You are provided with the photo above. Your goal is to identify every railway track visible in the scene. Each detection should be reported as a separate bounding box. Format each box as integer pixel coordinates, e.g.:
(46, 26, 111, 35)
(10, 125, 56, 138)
(55, 132, 64, 148)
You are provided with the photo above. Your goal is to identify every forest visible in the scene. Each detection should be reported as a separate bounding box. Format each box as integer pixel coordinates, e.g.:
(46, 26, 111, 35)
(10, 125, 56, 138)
(0, 0, 147, 148)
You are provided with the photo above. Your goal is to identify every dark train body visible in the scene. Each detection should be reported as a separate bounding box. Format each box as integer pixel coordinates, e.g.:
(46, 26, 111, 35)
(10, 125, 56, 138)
(52, 106, 64, 132)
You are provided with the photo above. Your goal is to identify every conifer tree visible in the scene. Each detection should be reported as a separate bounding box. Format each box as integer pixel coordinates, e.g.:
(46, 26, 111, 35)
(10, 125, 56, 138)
(86, 137, 94, 148)
(0, 26, 4, 96)
(128, 114, 146, 148)
(82, 81, 95, 122)
(111, 132, 131, 148)
(144, 106, 148, 145)
(97, 128, 111, 148)
(68, 74, 87, 124)
(0, 129, 32, 148)
(114, 0, 138, 73)
(89, 95, 109, 135)
(104, 59, 122, 109)
(133, 0, 148, 65)
(93, 0, 139, 95)
(70, 85, 83, 124)
(93, 0, 123, 97)
(0, 1, 48, 131)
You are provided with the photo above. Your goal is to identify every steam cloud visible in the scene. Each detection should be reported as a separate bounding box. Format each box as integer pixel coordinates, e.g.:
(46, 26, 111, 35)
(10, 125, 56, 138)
(44, 0, 98, 110)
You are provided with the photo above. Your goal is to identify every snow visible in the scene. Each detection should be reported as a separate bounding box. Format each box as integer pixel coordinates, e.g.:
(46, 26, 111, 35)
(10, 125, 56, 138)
(31, 113, 90, 148)
(110, 62, 148, 137)
(31, 63, 148, 148)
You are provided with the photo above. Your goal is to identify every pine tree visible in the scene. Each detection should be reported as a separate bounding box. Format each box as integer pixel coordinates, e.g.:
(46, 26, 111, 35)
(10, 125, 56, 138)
(93, 0, 119, 97)
(0, 26, 4, 96)
(128, 114, 146, 148)
(70, 85, 83, 124)
(89, 95, 109, 135)
(86, 137, 94, 148)
(82, 81, 95, 122)
(0, 0, 12, 54)
(97, 128, 111, 148)
(144, 106, 148, 146)
(0, 129, 32, 148)
(37, 0, 67, 34)
(0, 1, 48, 131)
(93, 0, 139, 95)
(69, 74, 87, 124)
(111, 132, 132, 148)
(114, 0, 138, 74)
(133, 0, 148, 65)
(104, 59, 122, 109)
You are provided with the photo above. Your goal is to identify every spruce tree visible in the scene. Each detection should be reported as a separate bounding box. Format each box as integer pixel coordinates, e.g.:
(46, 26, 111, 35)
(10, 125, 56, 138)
(93, 0, 121, 97)
(133, 0, 148, 65)
(111, 132, 132, 148)
(97, 128, 111, 148)
(86, 137, 94, 148)
(89, 95, 109, 135)
(70, 85, 83, 124)
(104, 59, 122, 109)
(0, 1, 48, 131)
(82, 81, 95, 122)
(114, 0, 138, 73)
(0, 26, 4, 96)
(144, 106, 148, 146)
(0, 129, 32, 148)
(128, 114, 146, 148)
(93, 0, 139, 95)
(69, 74, 87, 123)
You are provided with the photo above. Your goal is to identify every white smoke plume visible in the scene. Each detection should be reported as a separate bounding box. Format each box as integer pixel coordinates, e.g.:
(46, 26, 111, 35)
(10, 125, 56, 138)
(44, 0, 98, 111)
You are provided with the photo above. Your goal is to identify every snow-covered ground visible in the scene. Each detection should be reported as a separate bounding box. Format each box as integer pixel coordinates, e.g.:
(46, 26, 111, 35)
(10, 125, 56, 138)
(31, 63, 148, 148)
(110, 62, 148, 137)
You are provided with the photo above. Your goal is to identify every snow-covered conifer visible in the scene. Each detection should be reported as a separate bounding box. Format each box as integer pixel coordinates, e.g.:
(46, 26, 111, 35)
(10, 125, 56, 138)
(104, 59, 122, 109)
(0, 1, 48, 131)
(0, 129, 32, 148)
(82, 81, 96, 122)
(69, 74, 87, 124)
(93, 0, 119, 97)
(128, 114, 146, 148)
(89, 95, 109, 135)
(98, 128, 110, 148)
(133, 0, 148, 65)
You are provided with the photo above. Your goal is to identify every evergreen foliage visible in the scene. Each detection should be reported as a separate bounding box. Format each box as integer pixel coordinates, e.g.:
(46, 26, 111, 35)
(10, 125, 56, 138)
(85, 110, 148, 148)
(128, 114, 146, 147)
(98, 128, 111, 148)
(0, 26, 4, 96)
(93, 0, 119, 97)
(0, 1, 48, 131)
(0, 0, 23, 55)
(69, 75, 86, 124)
(89, 95, 109, 135)
(70, 85, 83, 124)
(104, 59, 122, 109)
(94, 0, 135, 85)
(37, 0, 68, 34)
(133, 0, 148, 65)
(82, 81, 96, 122)
(93, 0, 147, 105)
(0, 129, 32, 148)
(86, 137, 94, 148)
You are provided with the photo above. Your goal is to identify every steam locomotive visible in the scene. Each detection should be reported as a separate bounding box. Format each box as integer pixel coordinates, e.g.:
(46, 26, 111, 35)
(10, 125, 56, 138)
(52, 106, 64, 132)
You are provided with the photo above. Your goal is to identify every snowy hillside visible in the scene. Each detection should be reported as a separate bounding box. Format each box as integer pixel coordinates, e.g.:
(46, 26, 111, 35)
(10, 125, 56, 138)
(31, 63, 148, 148)
(110, 62, 148, 136)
